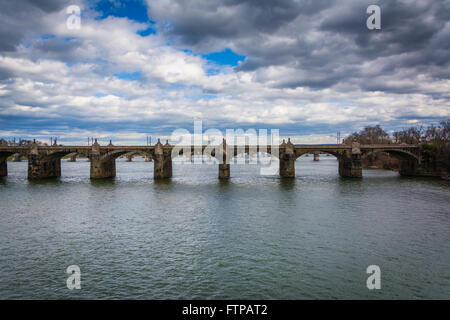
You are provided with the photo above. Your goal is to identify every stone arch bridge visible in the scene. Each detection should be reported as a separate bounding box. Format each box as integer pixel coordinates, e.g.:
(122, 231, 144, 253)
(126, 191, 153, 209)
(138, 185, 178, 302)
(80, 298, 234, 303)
(0, 139, 421, 180)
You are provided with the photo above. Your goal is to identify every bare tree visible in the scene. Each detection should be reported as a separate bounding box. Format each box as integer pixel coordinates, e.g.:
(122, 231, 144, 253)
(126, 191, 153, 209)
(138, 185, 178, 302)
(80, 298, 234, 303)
(344, 125, 391, 144)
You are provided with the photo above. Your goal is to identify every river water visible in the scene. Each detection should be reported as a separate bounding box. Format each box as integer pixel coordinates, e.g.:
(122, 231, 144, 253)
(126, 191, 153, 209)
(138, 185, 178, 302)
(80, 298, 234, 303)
(0, 156, 449, 299)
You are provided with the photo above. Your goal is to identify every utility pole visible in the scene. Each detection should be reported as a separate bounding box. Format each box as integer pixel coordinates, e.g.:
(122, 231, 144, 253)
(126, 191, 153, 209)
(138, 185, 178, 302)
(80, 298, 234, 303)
(337, 131, 341, 145)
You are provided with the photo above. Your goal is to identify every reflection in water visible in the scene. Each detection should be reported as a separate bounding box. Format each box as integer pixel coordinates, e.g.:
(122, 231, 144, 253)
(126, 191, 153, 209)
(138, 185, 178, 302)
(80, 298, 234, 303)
(217, 179, 231, 190)
(278, 177, 295, 191)
(27, 178, 64, 187)
(152, 178, 173, 189)
(0, 157, 449, 299)
(90, 178, 117, 187)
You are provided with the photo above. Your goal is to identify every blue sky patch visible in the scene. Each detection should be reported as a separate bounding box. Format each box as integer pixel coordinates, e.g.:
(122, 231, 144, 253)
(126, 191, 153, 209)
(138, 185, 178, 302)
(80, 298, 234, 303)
(92, 93, 108, 98)
(137, 26, 156, 36)
(92, 0, 150, 23)
(114, 71, 141, 81)
(93, 93, 124, 98)
(205, 68, 221, 76)
(202, 48, 246, 67)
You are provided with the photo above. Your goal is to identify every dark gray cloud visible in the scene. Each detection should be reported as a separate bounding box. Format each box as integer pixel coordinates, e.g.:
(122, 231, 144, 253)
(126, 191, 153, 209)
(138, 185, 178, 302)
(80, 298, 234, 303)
(321, 0, 450, 57)
(0, 0, 70, 52)
(147, 0, 334, 49)
(147, 0, 450, 94)
(24, 37, 85, 63)
(149, 0, 304, 45)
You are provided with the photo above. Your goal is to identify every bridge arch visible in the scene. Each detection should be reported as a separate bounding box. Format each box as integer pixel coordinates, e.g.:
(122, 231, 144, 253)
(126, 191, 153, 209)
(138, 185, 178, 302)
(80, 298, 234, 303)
(45, 150, 79, 161)
(10, 152, 26, 161)
(121, 151, 152, 162)
(361, 148, 420, 176)
(294, 149, 343, 160)
(361, 148, 419, 162)
(229, 150, 260, 165)
(99, 150, 153, 162)
(0, 151, 17, 177)
(124, 151, 149, 158)
(65, 152, 77, 157)
(0, 151, 16, 158)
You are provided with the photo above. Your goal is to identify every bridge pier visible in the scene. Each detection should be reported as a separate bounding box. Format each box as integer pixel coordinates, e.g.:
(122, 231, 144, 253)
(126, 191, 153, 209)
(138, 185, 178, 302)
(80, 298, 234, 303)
(126, 155, 133, 162)
(90, 155, 116, 179)
(398, 158, 418, 176)
(219, 164, 230, 179)
(27, 154, 61, 179)
(279, 139, 295, 178)
(313, 152, 320, 161)
(90, 140, 116, 179)
(0, 157, 7, 177)
(338, 154, 362, 178)
(338, 143, 362, 178)
(218, 139, 230, 179)
(67, 155, 76, 162)
(154, 140, 172, 179)
(145, 155, 152, 162)
(280, 154, 295, 177)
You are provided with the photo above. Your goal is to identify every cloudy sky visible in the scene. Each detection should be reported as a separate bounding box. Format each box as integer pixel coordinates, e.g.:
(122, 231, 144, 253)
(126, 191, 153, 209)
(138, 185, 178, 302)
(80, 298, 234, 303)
(0, 0, 449, 144)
